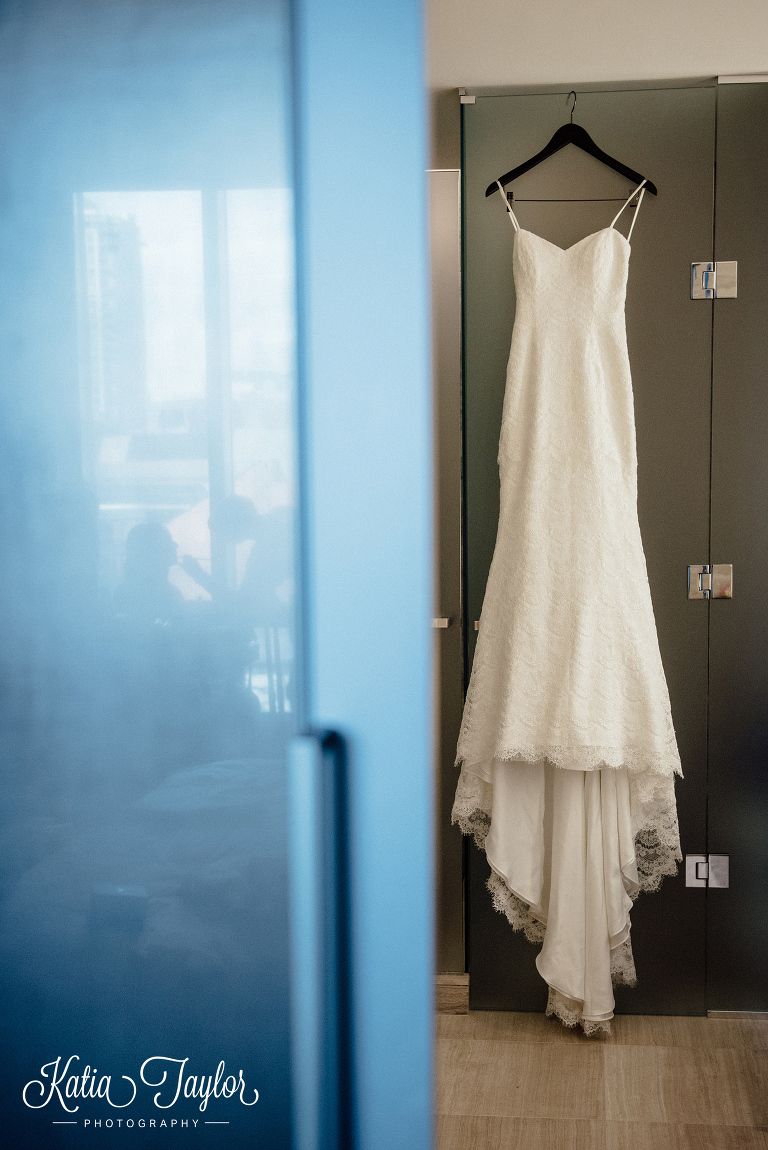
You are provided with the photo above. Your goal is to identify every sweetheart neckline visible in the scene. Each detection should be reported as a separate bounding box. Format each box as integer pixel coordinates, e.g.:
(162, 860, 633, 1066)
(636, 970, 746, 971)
(515, 226, 630, 253)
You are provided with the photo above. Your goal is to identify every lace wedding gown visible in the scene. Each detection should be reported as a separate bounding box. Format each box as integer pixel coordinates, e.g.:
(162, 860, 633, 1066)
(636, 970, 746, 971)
(452, 182, 682, 1036)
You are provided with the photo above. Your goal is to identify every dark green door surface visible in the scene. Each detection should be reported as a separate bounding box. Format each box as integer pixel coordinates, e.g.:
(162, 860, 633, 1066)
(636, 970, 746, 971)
(708, 83, 768, 1012)
(462, 86, 718, 1014)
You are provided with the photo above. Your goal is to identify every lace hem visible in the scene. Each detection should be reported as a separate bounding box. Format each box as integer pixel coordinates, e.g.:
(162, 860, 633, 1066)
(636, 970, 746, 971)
(457, 741, 681, 776)
(451, 770, 493, 849)
(451, 762, 681, 896)
(629, 770, 682, 893)
(486, 871, 546, 944)
(610, 937, 637, 987)
(451, 760, 680, 1035)
(545, 988, 611, 1037)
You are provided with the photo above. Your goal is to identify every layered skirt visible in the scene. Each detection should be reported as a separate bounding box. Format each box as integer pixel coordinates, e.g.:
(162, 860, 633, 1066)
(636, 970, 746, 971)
(452, 757, 680, 1035)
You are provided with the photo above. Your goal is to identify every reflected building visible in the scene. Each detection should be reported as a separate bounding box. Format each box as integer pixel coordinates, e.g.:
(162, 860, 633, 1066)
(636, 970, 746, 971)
(82, 208, 147, 435)
(76, 194, 210, 597)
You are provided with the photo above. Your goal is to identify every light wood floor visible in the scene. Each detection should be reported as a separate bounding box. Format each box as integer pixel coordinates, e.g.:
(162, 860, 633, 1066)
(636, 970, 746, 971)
(436, 1010, 768, 1149)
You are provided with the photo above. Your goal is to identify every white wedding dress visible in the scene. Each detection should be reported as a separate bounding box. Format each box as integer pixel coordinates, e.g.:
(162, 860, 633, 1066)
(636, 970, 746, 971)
(452, 181, 682, 1035)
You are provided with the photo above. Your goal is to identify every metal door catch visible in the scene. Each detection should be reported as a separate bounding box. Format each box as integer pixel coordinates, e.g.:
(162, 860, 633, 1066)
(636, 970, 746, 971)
(688, 564, 733, 599)
(691, 261, 737, 298)
(685, 854, 730, 888)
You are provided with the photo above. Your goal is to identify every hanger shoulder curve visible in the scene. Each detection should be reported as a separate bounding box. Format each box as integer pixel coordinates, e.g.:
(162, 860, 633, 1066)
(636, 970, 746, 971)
(485, 122, 658, 198)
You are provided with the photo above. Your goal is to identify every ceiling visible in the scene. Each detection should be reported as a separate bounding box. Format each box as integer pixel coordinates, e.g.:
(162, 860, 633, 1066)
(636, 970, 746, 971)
(427, 0, 768, 90)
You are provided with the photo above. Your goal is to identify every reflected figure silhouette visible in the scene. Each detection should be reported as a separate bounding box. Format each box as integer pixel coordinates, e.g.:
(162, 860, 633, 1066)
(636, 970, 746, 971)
(113, 523, 183, 621)
(181, 495, 293, 623)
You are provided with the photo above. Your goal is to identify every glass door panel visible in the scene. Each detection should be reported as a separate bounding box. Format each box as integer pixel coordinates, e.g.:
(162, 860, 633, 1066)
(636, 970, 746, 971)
(0, 2, 297, 1145)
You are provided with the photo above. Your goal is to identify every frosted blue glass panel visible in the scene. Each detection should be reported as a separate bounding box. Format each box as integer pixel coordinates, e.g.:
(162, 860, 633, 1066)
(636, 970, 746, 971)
(0, 2, 297, 1146)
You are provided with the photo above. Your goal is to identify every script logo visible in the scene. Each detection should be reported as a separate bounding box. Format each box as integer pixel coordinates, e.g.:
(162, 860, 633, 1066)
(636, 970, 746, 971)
(22, 1056, 259, 1113)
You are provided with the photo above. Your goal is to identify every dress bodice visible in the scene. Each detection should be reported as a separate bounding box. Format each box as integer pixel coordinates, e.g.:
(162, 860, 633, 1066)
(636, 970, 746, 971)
(499, 225, 639, 503)
(513, 227, 630, 321)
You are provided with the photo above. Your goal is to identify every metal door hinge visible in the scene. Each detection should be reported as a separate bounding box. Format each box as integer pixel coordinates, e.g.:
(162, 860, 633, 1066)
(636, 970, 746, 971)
(458, 88, 476, 105)
(432, 617, 453, 629)
(691, 261, 737, 298)
(685, 854, 730, 887)
(688, 564, 733, 599)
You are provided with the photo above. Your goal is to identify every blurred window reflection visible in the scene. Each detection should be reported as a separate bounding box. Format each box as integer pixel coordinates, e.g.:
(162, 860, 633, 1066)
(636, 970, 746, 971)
(75, 188, 296, 714)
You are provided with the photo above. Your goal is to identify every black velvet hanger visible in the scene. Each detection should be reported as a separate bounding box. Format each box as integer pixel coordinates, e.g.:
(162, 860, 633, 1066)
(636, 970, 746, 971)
(485, 92, 658, 199)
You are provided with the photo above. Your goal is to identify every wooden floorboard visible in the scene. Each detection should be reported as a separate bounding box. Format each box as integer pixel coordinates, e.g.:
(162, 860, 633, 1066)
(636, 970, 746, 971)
(436, 1011, 768, 1150)
(438, 1038, 604, 1120)
(603, 1122, 768, 1150)
(436, 1115, 605, 1150)
(603, 1045, 757, 1125)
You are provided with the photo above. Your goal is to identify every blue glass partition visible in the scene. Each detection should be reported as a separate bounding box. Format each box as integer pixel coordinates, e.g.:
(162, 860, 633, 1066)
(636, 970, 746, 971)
(0, 2, 297, 1144)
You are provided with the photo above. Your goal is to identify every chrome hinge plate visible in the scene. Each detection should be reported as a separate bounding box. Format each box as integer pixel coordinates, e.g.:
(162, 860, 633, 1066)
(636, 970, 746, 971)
(688, 564, 733, 599)
(685, 854, 730, 888)
(691, 261, 737, 298)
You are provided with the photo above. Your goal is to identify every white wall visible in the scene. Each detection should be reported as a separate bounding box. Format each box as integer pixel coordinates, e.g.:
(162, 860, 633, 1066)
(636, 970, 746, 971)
(428, 0, 768, 89)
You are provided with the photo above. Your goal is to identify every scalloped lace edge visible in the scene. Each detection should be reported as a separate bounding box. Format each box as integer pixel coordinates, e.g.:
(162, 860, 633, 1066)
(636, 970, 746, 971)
(546, 988, 612, 1037)
(486, 871, 546, 944)
(456, 742, 682, 775)
(610, 937, 637, 988)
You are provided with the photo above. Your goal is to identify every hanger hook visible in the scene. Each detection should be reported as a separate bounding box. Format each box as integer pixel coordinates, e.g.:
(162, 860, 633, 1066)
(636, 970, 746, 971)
(567, 90, 577, 123)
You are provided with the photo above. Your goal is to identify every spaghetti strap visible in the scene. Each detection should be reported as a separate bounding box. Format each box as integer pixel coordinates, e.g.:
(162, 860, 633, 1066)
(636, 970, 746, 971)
(625, 187, 645, 242)
(611, 179, 647, 240)
(496, 180, 520, 232)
